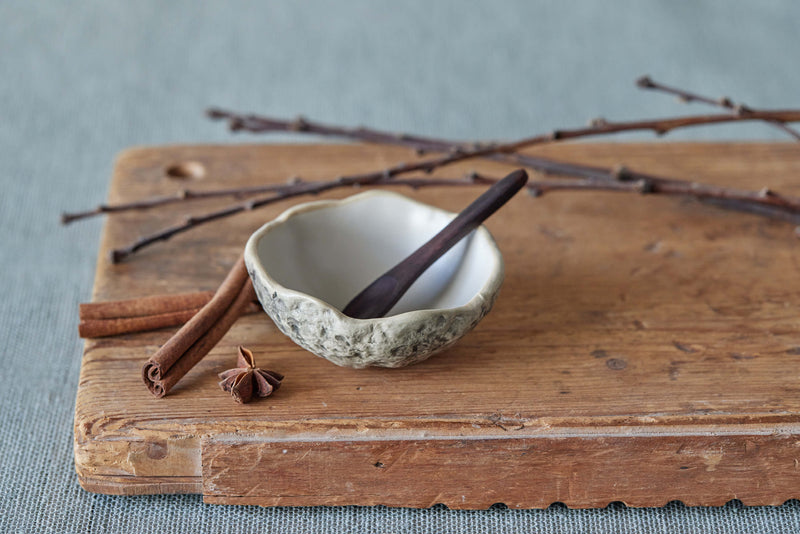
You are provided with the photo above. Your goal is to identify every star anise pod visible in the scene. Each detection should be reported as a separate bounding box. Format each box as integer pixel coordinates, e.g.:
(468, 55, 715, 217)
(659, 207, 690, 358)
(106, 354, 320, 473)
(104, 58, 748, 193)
(218, 346, 284, 403)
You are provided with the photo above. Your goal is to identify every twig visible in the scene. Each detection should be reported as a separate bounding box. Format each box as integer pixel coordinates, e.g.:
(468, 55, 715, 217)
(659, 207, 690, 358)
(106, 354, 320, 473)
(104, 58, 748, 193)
(209, 106, 800, 175)
(636, 75, 800, 141)
(207, 108, 452, 154)
(65, 112, 610, 225)
(108, 177, 447, 262)
(65, 103, 800, 227)
(108, 134, 563, 263)
(472, 172, 800, 223)
(87, 101, 800, 261)
(411, 173, 800, 225)
(60, 151, 619, 225)
(207, 108, 618, 180)
(62, 183, 293, 224)
(206, 109, 800, 213)
(210, 106, 800, 144)
(109, 169, 800, 263)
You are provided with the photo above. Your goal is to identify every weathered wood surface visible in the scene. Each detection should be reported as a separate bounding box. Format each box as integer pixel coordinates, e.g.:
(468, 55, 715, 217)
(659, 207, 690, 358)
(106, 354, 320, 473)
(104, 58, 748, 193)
(75, 143, 800, 508)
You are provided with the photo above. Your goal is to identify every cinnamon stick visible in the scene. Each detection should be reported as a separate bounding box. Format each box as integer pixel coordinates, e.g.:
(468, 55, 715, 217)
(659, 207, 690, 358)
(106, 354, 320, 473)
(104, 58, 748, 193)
(80, 291, 215, 320)
(142, 256, 250, 397)
(79, 308, 202, 338)
(78, 300, 261, 338)
(144, 280, 257, 397)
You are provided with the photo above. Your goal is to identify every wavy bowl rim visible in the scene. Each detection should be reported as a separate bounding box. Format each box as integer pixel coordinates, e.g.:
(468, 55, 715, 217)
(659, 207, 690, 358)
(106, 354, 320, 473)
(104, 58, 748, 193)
(244, 189, 505, 327)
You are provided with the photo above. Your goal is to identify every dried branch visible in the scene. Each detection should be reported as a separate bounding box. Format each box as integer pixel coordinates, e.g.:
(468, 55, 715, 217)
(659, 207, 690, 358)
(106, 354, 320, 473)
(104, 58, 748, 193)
(66, 104, 800, 227)
(108, 176, 458, 262)
(62, 123, 617, 225)
(208, 106, 800, 176)
(77, 92, 800, 262)
(61, 183, 293, 224)
(210, 106, 800, 145)
(207, 108, 452, 154)
(108, 168, 800, 263)
(207, 108, 613, 180)
(206, 109, 800, 209)
(208, 108, 800, 222)
(540, 109, 800, 139)
(62, 159, 617, 226)
(473, 171, 800, 223)
(636, 75, 800, 141)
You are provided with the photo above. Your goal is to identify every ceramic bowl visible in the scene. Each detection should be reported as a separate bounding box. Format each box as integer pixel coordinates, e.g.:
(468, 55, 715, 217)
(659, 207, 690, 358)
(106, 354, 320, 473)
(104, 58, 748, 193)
(244, 190, 505, 368)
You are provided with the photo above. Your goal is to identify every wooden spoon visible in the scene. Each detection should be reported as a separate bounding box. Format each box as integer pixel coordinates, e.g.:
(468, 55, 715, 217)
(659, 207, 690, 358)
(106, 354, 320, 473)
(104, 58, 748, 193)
(342, 169, 528, 319)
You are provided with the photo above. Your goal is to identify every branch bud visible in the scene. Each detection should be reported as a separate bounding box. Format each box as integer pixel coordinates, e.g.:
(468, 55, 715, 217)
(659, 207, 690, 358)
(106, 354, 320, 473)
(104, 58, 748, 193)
(636, 179, 654, 194)
(611, 165, 632, 182)
(291, 116, 309, 131)
(206, 108, 228, 120)
(718, 97, 734, 108)
(758, 187, 776, 198)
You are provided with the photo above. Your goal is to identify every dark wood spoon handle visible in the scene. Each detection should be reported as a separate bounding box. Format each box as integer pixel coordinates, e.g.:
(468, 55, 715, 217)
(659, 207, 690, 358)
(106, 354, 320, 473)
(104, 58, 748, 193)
(342, 169, 528, 319)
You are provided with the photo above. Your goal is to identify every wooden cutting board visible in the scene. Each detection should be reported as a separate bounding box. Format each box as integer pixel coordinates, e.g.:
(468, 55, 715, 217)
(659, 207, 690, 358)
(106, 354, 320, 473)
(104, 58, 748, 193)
(74, 142, 800, 508)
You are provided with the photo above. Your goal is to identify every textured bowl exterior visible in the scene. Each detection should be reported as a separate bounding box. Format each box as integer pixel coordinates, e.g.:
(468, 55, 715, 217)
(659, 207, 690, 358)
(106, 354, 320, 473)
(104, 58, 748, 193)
(245, 191, 505, 368)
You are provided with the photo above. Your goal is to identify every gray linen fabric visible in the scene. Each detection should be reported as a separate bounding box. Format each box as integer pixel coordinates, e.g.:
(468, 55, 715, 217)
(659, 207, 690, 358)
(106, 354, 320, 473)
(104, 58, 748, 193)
(2, 1, 800, 532)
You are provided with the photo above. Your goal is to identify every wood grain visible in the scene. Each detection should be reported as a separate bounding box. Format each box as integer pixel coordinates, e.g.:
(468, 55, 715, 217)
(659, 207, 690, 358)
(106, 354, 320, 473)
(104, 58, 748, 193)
(74, 142, 800, 508)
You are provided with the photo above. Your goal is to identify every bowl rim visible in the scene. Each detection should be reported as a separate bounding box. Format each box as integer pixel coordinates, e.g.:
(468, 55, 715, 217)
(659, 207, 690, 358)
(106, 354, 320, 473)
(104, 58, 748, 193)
(244, 190, 505, 324)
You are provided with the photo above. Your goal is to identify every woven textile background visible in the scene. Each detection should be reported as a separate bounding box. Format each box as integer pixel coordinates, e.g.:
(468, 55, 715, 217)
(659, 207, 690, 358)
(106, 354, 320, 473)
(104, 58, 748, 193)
(2, 1, 800, 532)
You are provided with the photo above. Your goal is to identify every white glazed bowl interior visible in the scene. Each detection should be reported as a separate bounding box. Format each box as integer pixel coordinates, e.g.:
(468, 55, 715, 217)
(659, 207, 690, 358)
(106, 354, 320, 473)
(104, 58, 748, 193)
(245, 190, 504, 368)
